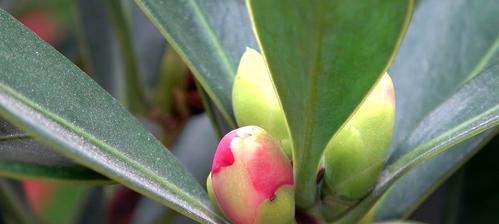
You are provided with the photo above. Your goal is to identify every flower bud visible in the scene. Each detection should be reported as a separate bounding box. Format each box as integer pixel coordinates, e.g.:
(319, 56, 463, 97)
(232, 48, 292, 158)
(208, 126, 294, 224)
(322, 73, 395, 220)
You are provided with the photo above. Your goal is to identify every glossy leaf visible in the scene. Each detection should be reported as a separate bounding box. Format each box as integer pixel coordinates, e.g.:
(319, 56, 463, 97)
(0, 118, 109, 182)
(337, 65, 499, 224)
(134, 0, 258, 127)
(248, 0, 413, 207)
(0, 10, 224, 224)
(375, 0, 499, 219)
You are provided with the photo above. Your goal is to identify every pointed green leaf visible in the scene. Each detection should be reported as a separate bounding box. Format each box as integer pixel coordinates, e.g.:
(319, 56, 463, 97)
(375, 0, 499, 219)
(134, 0, 258, 127)
(248, 0, 413, 207)
(0, 9, 225, 223)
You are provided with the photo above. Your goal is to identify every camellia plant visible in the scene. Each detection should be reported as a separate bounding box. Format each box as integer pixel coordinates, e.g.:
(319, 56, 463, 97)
(0, 0, 498, 223)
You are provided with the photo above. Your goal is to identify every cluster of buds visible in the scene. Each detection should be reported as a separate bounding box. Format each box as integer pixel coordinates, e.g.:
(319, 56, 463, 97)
(207, 48, 395, 223)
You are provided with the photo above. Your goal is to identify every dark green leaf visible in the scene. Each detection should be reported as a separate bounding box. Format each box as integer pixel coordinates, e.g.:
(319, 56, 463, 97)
(248, 0, 413, 207)
(375, 0, 499, 219)
(0, 118, 109, 182)
(0, 10, 224, 223)
(134, 0, 258, 127)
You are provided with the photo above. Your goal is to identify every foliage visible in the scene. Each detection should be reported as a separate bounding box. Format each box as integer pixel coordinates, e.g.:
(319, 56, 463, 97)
(0, 0, 497, 223)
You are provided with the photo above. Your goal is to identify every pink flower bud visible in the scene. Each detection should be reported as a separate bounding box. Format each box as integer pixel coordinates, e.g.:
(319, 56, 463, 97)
(208, 126, 294, 224)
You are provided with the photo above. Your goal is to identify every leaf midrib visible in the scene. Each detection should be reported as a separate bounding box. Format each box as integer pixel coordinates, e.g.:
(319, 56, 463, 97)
(302, 6, 326, 162)
(0, 83, 215, 221)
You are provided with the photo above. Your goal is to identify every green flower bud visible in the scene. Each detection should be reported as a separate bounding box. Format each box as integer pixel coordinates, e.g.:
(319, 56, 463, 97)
(208, 126, 294, 224)
(322, 73, 395, 220)
(232, 48, 292, 158)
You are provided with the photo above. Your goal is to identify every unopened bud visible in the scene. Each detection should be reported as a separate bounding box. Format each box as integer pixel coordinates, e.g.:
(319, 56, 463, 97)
(208, 126, 294, 224)
(232, 48, 292, 158)
(322, 73, 395, 220)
